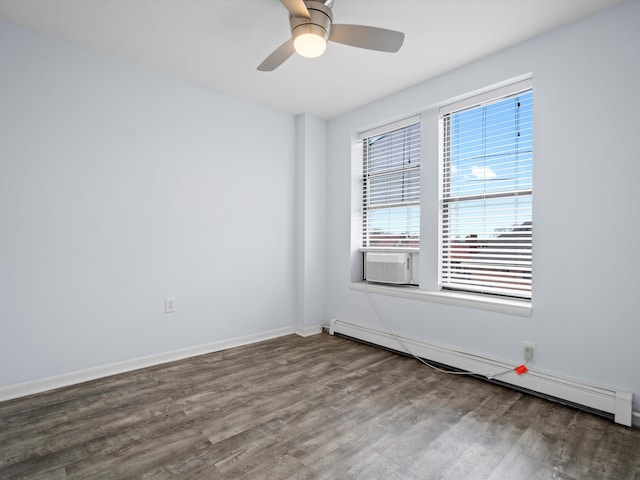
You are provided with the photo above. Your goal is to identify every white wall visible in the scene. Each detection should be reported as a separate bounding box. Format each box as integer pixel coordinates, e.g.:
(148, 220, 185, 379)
(0, 20, 296, 387)
(294, 114, 328, 332)
(326, 1, 640, 412)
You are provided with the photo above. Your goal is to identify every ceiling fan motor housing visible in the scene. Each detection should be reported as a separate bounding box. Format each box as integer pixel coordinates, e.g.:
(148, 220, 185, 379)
(289, 1, 333, 43)
(257, 0, 403, 71)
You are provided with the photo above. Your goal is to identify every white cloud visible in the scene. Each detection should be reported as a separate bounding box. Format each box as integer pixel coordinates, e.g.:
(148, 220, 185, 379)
(471, 166, 496, 180)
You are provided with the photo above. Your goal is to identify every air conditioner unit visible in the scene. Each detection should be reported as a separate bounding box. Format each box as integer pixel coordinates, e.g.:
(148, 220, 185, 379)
(364, 252, 412, 284)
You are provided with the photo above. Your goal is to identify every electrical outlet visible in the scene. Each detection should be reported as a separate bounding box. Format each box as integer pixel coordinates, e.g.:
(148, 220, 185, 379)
(165, 297, 176, 313)
(523, 341, 535, 362)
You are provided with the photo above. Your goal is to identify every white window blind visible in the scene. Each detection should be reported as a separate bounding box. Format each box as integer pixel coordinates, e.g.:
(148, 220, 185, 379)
(440, 84, 533, 299)
(362, 117, 421, 248)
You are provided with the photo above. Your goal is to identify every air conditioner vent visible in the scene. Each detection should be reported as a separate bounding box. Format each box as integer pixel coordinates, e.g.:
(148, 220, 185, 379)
(364, 252, 411, 284)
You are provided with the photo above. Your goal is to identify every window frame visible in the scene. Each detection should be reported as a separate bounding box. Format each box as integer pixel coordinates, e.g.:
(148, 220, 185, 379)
(360, 115, 421, 250)
(350, 78, 533, 316)
(439, 80, 533, 300)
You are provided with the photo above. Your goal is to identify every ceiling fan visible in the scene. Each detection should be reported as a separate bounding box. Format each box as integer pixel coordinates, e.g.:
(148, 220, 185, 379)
(258, 0, 405, 71)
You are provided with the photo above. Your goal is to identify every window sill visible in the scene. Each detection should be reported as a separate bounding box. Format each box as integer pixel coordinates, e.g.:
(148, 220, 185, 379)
(349, 281, 532, 317)
(360, 247, 419, 253)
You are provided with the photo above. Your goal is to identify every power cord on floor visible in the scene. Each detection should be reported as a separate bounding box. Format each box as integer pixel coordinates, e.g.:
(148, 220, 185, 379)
(363, 287, 528, 381)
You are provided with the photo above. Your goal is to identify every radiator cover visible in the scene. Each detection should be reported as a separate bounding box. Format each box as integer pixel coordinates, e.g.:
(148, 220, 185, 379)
(329, 318, 633, 427)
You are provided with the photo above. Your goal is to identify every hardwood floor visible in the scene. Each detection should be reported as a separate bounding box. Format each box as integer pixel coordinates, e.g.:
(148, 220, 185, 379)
(1, 333, 639, 479)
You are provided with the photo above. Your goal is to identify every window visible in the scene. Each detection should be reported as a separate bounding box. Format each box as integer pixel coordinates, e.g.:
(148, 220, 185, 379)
(361, 116, 421, 248)
(440, 81, 533, 299)
(353, 80, 532, 312)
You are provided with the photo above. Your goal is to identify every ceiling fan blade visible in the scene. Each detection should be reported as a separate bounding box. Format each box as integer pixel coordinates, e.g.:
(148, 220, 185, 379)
(257, 39, 296, 71)
(280, 0, 311, 18)
(329, 24, 405, 52)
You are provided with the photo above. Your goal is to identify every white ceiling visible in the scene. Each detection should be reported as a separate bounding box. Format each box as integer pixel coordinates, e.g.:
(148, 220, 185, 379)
(0, 0, 621, 119)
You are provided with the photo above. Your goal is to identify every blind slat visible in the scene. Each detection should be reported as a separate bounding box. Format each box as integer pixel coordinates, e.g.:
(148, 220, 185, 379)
(441, 88, 533, 299)
(363, 119, 421, 248)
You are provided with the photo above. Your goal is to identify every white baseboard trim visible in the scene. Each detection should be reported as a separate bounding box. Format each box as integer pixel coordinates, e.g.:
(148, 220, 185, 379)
(633, 412, 640, 428)
(0, 325, 301, 403)
(294, 324, 323, 337)
(329, 318, 634, 427)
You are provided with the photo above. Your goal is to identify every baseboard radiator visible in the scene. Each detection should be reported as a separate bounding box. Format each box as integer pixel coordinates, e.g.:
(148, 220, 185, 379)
(329, 319, 633, 427)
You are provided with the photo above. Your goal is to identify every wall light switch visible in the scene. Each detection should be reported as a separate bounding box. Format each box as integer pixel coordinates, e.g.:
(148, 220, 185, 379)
(165, 297, 176, 313)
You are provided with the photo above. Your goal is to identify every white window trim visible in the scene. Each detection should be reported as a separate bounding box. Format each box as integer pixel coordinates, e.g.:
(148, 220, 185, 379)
(350, 280, 532, 317)
(352, 77, 534, 316)
(360, 115, 421, 250)
(439, 79, 533, 301)
(439, 79, 533, 116)
(359, 115, 421, 140)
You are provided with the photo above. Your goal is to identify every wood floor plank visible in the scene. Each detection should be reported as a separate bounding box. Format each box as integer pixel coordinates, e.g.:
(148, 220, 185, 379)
(1, 333, 639, 479)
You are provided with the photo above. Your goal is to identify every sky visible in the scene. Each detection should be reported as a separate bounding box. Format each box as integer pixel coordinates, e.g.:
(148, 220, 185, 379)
(443, 90, 533, 239)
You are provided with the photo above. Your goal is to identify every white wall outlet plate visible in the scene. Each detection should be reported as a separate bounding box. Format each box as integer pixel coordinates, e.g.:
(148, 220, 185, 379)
(523, 341, 535, 362)
(165, 297, 176, 313)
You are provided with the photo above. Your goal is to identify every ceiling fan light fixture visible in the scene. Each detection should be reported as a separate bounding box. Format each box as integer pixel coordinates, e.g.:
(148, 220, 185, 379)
(294, 32, 326, 57)
(292, 24, 328, 58)
(257, 0, 404, 71)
